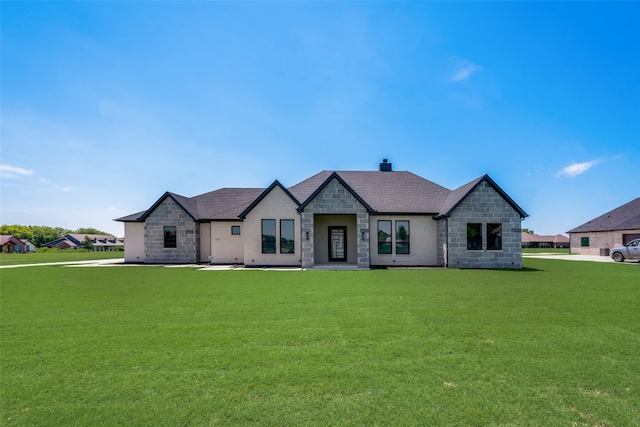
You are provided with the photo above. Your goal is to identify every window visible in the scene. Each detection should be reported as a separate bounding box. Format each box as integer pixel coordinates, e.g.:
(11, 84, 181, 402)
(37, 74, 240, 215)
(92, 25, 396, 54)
(581, 237, 590, 247)
(262, 219, 276, 253)
(487, 223, 502, 250)
(164, 226, 177, 248)
(378, 220, 392, 254)
(231, 226, 241, 235)
(280, 219, 295, 254)
(467, 223, 482, 250)
(396, 221, 410, 254)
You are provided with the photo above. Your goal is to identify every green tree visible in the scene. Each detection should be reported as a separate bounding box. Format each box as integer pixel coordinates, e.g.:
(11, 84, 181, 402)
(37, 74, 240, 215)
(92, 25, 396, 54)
(0, 224, 34, 241)
(75, 227, 110, 235)
(522, 228, 534, 234)
(81, 236, 95, 251)
(29, 226, 68, 247)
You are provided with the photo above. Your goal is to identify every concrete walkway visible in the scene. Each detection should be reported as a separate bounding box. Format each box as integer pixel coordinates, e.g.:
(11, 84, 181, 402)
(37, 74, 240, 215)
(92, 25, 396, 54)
(3, 255, 636, 269)
(0, 258, 125, 269)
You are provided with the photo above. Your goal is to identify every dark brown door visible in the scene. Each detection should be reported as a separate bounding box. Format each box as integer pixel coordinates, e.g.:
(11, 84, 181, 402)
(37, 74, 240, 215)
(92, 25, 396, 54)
(328, 226, 347, 262)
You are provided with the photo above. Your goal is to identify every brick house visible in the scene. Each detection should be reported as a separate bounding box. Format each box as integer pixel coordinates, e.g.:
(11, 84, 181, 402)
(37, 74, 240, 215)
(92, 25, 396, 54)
(43, 234, 124, 251)
(568, 198, 640, 255)
(521, 232, 569, 248)
(0, 235, 27, 253)
(116, 160, 528, 269)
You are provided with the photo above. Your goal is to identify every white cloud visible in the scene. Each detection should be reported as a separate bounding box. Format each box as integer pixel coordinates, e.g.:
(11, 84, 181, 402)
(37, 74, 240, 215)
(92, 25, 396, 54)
(448, 58, 482, 82)
(556, 160, 599, 177)
(0, 164, 35, 179)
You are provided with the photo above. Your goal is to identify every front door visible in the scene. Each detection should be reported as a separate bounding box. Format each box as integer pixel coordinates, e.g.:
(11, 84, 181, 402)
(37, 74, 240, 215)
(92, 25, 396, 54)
(328, 226, 347, 262)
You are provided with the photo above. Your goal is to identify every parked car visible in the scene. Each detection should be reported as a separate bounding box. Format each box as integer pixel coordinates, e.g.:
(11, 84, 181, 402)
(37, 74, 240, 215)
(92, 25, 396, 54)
(610, 239, 640, 262)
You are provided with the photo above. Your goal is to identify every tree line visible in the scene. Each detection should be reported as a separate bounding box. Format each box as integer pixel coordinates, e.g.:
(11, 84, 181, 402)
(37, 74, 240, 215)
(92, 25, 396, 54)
(0, 225, 111, 248)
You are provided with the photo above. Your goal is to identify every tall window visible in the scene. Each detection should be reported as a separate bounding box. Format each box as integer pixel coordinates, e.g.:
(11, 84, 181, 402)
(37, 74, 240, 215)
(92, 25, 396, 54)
(262, 220, 276, 253)
(467, 223, 482, 250)
(396, 221, 410, 254)
(280, 219, 295, 254)
(378, 220, 392, 254)
(164, 226, 177, 248)
(487, 223, 502, 250)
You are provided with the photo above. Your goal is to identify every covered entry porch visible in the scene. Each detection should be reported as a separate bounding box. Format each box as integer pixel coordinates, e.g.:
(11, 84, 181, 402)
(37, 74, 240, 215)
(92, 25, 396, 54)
(300, 212, 370, 268)
(313, 214, 358, 265)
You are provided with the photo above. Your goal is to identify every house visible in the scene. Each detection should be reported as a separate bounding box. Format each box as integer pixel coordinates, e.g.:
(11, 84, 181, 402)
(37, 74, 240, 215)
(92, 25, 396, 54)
(568, 197, 640, 255)
(521, 232, 569, 249)
(116, 160, 528, 269)
(0, 235, 27, 253)
(43, 234, 124, 251)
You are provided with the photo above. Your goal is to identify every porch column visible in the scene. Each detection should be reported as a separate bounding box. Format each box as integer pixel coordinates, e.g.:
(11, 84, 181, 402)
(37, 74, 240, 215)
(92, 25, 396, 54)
(357, 212, 370, 268)
(301, 211, 314, 268)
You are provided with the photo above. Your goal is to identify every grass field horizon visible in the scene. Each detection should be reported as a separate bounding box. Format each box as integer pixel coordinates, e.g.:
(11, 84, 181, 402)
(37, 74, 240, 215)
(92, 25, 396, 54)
(1, 259, 638, 426)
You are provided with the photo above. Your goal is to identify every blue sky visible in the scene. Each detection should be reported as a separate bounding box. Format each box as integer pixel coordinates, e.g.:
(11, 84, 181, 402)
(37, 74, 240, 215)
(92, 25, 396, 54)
(2, 1, 638, 237)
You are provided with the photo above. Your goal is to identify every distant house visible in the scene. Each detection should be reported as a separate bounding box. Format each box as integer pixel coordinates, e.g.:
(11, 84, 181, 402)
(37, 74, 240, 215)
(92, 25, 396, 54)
(568, 198, 640, 255)
(117, 160, 529, 269)
(1, 235, 27, 253)
(43, 234, 124, 251)
(521, 232, 569, 249)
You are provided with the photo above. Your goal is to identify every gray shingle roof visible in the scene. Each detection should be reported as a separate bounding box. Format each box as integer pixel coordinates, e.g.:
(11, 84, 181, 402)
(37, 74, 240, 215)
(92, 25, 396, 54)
(117, 170, 528, 222)
(117, 188, 265, 222)
(568, 197, 640, 233)
(290, 171, 451, 213)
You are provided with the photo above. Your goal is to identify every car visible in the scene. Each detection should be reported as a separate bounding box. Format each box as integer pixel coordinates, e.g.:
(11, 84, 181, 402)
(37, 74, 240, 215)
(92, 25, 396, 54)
(610, 238, 640, 262)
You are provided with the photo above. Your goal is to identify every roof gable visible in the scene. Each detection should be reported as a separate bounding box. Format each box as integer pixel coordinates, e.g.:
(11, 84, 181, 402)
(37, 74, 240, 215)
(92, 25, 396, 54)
(139, 192, 199, 222)
(297, 172, 375, 213)
(239, 180, 300, 219)
(436, 175, 528, 219)
(568, 197, 640, 233)
(0, 235, 24, 246)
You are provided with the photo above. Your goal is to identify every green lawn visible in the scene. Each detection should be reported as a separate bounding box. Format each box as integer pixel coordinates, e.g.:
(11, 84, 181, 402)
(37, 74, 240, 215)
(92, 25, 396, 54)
(0, 250, 123, 266)
(1, 259, 638, 426)
(522, 248, 571, 254)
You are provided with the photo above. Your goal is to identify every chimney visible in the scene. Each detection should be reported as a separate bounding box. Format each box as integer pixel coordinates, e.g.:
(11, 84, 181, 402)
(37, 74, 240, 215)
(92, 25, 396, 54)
(379, 159, 392, 172)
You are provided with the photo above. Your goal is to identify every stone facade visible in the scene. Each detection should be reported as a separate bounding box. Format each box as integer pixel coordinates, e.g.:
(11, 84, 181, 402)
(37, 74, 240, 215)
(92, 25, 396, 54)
(144, 197, 199, 263)
(300, 178, 370, 268)
(443, 182, 523, 269)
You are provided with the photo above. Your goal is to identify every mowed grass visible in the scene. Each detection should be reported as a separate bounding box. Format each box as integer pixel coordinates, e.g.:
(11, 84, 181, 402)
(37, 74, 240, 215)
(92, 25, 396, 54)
(522, 248, 570, 254)
(0, 251, 123, 266)
(1, 260, 639, 426)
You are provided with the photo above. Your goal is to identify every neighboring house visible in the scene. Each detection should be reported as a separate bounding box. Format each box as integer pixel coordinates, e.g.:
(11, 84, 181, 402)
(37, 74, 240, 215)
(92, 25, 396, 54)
(43, 234, 124, 251)
(20, 239, 35, 252)
(0, 235, 27, 253)
(568, 197, 640, 255)
(521, 232, 569, 248)
(117, 160, 528, 269)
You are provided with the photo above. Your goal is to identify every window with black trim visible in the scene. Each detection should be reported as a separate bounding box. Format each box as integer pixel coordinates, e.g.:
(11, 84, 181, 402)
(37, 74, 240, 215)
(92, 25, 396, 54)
(396, 220, 410, 254)
(581, 237, 590, 247)
(231, 226, 240, 235)
(467, 223, 482, 250)
(280, 219, 295, 254)
(487, 223, 502, 250)
(164, 226, 177, 248)
(378, 220, 392, 254)
(262, 219, 276, 253)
